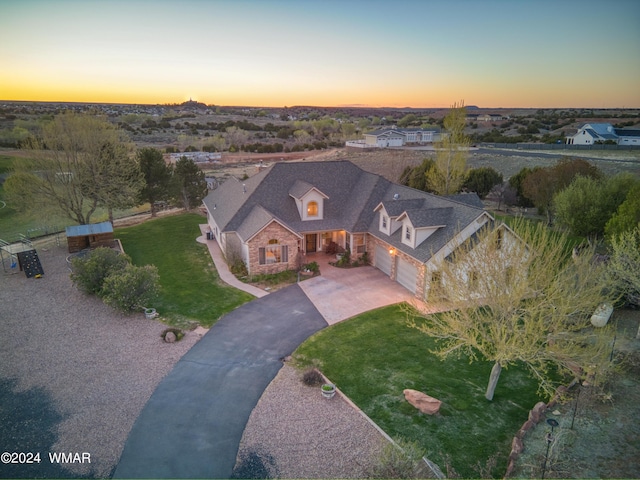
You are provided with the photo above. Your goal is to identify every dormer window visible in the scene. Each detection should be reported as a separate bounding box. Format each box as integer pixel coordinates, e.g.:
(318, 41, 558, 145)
(405, 226, 412, 241)
(307, 201, 318, 217)
(382, 215, 388, 229)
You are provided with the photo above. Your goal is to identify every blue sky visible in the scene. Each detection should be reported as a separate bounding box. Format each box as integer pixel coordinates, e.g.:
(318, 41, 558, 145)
(1, 0, 638, 107)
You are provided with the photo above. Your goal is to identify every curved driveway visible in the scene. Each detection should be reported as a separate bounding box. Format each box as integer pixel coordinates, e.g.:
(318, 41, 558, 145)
(113, 285, 326, 479)
(115, 232, 417, 478)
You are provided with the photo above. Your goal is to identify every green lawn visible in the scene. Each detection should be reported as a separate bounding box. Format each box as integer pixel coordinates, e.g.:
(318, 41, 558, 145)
(115, 213, 254, 328)
(0, 154, 148, 241)
(295, 305, 545, 478)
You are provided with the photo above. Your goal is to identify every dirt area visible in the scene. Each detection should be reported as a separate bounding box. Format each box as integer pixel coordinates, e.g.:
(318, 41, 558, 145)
(201, 147, 640, 186)
(512, 309, 640, 479)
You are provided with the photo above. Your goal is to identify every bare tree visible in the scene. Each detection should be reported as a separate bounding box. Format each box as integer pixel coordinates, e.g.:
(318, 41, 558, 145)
(5, 112, 141, 225)
(426, 100, 469, 195)
(409, 219, 616, 400)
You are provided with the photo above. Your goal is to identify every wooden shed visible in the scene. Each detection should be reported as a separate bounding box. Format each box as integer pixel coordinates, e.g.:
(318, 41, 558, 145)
(66, 221, 115, 253)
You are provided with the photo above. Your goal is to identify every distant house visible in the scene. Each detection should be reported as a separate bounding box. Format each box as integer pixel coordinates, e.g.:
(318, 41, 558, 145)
(202, 160, 520, 300)
(347, 127, 441, 148)
(566, 123, 640, 145)
(477, 114, 505, 122)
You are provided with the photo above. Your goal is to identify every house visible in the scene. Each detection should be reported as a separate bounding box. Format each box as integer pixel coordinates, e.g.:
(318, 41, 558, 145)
(202, 160, 519, 300)
(566, 123, 640, 145)
(358, 127, 441, 148)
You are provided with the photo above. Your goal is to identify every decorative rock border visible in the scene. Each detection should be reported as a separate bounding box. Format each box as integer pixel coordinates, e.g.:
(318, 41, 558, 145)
(504, 381, 576, 478)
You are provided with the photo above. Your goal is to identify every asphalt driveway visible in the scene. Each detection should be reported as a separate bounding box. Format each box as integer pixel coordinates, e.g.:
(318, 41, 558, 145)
(113, 284, 326, 479)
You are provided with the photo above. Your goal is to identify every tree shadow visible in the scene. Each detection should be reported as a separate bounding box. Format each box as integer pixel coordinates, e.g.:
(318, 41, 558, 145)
(0, 377, 88, 479)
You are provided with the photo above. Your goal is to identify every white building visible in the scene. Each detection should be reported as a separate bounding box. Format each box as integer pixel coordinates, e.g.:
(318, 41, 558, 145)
(356, 127, 441, 148)
(566, 123, 640, 145)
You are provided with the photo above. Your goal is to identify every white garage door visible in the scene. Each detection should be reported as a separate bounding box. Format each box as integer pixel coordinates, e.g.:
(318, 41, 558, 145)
(396, 257, 418, 294)
(375, 245, 392, 276)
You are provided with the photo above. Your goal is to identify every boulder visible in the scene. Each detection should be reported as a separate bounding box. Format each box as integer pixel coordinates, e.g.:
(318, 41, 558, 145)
(528, 401, 547, 423)
(511, 436, 524, 456)
(403, 389, 442, 415)
(164, 331, 176, 343)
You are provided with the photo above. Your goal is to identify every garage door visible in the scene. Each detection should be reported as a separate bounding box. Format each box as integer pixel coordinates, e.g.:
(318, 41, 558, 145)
(396, 257, 418, 294)
(375, 245, 392, 276)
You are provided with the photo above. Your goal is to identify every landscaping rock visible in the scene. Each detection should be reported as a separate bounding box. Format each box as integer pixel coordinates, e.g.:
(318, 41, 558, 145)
(164, 331, 176, 343)
(528, 401, 546, 423)
(403, 389, 442, 415)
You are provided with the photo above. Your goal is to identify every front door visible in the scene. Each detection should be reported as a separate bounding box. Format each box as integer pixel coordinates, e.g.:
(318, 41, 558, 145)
(305, 234, 317, 253)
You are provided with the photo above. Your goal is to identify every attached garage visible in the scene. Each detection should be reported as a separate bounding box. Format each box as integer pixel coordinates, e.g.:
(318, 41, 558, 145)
(374, 245, 392, 276)
(396, 257, 418, 293)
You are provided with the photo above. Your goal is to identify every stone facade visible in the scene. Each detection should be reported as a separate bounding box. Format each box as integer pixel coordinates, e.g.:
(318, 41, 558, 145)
(248, 221, 300, 276)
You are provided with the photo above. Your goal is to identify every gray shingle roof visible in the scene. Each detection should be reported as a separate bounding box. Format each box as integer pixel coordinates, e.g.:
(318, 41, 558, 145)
(400, 207, 453, 228)
(203, 160, 486, 264)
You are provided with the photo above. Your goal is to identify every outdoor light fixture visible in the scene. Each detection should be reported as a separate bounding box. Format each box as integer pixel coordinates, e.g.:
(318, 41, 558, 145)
(541, 418, 559, 479)
(389, 248, 395, 255)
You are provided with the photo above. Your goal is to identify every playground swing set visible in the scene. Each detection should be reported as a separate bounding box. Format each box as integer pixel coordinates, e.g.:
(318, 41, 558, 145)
(0, 238, 44, 278)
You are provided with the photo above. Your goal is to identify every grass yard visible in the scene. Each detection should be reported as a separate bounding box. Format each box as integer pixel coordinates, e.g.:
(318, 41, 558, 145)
(295, 304, 545, 478)
(115, 213, 254, 328)
(0, 154, 148, 242)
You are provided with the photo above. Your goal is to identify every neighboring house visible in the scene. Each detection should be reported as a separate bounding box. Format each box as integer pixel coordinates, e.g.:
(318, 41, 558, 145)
(347, 127, 441, 148)
(566, 123, 640, 145)
(476, 114, 505, 122)
(202, 160, 520, 300)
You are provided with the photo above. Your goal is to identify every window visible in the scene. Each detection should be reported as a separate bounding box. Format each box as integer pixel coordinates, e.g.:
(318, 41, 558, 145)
(405, 226, 412, 241)
(353, 234, 365, 254)
(307, 201, 318, 217)
(259, 240, 289, 265)
(382, 215, 388, 229)
(495, 229, 503, 250)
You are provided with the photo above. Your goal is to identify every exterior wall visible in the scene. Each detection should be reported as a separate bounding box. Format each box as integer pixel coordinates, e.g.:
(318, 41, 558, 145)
(207, 211, 222, 244)
(424, 224, 525, 302)
(572, 130, 596, 145)
(301, 190, 326, 221)
(366, 233, 426, 299)
(247, 221, 300, 275)
(619, 136, 640, 145)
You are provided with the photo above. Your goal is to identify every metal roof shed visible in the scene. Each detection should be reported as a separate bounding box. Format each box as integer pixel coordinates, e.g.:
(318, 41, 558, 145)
(66, 221, 114, 253)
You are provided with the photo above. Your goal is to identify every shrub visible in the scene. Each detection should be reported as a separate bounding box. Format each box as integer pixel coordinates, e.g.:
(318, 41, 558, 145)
(368, 438, 427, 479)
(102, 264, 160, 312)
(70, 247, 130, 295)
(302, 261, 319, 274)
(302, 368, 324, 386)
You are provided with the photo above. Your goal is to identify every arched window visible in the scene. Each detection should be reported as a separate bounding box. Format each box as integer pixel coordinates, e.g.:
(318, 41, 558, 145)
(307, 201, 318, 217)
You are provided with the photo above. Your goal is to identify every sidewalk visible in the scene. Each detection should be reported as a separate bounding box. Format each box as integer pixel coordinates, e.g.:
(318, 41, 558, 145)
(197, 224, 268, 298)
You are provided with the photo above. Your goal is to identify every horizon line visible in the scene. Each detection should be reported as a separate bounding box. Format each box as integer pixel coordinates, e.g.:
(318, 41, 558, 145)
(1, 99, 639, 111)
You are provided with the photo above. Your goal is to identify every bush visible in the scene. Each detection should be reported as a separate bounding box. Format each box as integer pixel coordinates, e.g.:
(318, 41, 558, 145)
(70, 247, 130, 295)
(302, 261, 319, 274)
(302, 368, 324, 386)
(102, 264, 160, 312)
(368, 438, 427, 479)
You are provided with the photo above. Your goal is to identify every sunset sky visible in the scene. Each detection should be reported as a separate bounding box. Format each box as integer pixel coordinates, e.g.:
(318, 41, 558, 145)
(1, 0, 639, 108)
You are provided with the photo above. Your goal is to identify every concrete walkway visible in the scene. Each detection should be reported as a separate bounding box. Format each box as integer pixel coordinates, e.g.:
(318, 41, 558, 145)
(197, 225, 268, 298)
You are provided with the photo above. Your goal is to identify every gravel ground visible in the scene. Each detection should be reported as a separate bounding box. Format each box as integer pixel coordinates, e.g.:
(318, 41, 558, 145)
(0, 240, 201, 478)
(233, 363, 390, 479)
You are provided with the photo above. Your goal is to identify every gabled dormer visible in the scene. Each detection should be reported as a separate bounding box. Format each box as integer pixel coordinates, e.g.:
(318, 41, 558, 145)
(374, 198, 424, 236)
(289, 180, 329, 221)
(397, 207, 452, 249)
